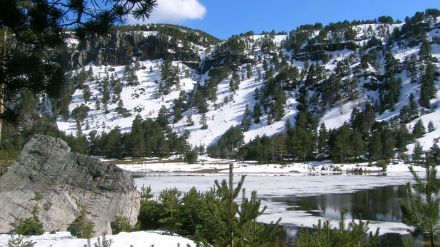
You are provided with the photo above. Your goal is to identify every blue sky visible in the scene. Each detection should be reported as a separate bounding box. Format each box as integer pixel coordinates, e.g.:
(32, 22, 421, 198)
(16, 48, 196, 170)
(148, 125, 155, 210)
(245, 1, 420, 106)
(145, 0, 440, 39)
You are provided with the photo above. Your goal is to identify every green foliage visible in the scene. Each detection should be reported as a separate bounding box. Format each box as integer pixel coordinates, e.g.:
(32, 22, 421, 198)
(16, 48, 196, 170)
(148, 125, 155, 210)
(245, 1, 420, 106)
(420, 62, 438, 108)
(67, 208, 95, 239)
(379, 76, 402, 112)
(184, 149, 198, 164)
(157, 106, 169, 127)
(229, 70, 240, 91)
(115, 100, 131, 118)
(378, 16, 394, 24)
(296, 212, 381, 247)
(10, 206, 44, 236)
(110, 216, 132, 235)
(273, 88, 287, 121)
(0, 0, 156, 133)
(412, 119, 426, 138)
(399, 94, 419, 123)
(329, 124, 353, 162)
(238, 102, 418, 164)
(208, 126, 244, 158)
(241, 105, 251, 131)
(253, 102, 262, 124)
(199, 113, 208, 130)
(7, 235, 35, 247)
(117, 24, 220, 47)
(124, 65, 139, 86)
(412, 142, 424, 163)
(419, 39, 432, 61)
(0, 139, 20, 161)
(86, 115, 188, 159)
(402, 144, 440, 247)
(172, 91, 186, 123)
(136, 170, 283, 246)
(138, 186, 161, 230)
(160, 59, 179, 95)
(239, 136, 270, 163)
(428, 121, 435, 132)
(158, 188, 182, 231)
(71, 104, 90, 125)
(206, 172, 282, 246)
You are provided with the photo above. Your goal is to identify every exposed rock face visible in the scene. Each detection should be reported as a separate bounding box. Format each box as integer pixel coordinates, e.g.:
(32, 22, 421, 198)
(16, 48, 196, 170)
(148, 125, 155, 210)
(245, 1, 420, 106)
(0, 135, 140, 236)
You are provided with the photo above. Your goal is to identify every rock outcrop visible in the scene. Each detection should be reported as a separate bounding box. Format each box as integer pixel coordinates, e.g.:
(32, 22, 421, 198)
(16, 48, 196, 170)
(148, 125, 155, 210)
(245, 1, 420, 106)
(0, 135, 140, 236)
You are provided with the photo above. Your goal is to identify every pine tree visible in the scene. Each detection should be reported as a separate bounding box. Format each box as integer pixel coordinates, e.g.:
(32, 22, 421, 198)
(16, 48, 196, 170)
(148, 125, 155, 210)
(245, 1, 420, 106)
(83, 85, 91, 102)
(200, 113, 208, 130)
(102, 77, 110, 113)
(129, 115, 146, 157)
(186, 115, 194, 126)
(253, 102, 262, 124)
(184, 149, 198, 164)
(1, 0, 156, 142)
(396, 123, 412, 153)
(330, 124, 352, 162)
(368, 132, 383, 161)
(172, 93, 184, 123)
(407, 54, 418, 83)
(112, 78, 123, 100)
(409, 93, 419, 119)
(412, 119, 426, 138)
(124, 64, 139, 86)
(289, 126, 314, 162)
(246, 64, 253, 79)
(296, 211, 381, 247)
(241, 105, 251, 131)
(317, 123, 329, 159)
(160, 59, 179, 94)
(428, 121, 435, 132)
(380, 76, 402, 111)
(402, 144, 440, 247)
(229, 70, 240, 92)
(381, 128, 396, 159)
(420, 62, 437, 108)
(103, 127, 123, 158)
(209, 165, 281, 246)
(158, 188, 181, 231)
(157, 105, 168, 127)
(412, 142, 424, 163)
(273, 89, 286, 121)
(351, 130, 365, 160)
(419, 39, 432, 61)
(95, 98, 101, 110)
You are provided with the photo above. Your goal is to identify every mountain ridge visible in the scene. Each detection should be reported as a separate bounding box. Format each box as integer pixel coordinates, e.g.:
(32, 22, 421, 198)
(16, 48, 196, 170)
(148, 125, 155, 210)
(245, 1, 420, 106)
(44, 10, 440, 160)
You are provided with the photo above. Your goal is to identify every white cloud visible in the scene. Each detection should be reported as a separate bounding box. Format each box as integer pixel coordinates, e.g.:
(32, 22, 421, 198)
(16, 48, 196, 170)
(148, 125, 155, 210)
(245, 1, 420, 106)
(129, 0, 207, 24)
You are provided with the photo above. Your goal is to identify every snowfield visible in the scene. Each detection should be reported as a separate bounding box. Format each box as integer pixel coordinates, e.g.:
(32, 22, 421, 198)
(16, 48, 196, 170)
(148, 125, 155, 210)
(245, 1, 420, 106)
(0, 231, 195, 247)
(57, 60, 198, 136)
(57, 21, 440, 153)
(117, 156, 424, 176)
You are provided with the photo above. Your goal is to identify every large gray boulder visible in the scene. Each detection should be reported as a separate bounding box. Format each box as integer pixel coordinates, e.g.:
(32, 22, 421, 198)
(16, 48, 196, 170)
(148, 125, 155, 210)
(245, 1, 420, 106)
(0, 135, 140, 236)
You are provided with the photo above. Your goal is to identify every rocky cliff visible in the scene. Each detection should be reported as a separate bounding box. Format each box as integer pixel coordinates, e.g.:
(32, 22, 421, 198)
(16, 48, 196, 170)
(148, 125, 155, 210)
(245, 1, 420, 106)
(0, 135, 140, 235)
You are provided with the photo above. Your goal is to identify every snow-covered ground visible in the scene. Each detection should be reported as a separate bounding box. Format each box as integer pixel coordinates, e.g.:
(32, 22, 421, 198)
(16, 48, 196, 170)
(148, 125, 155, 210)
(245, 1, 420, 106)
(0, 231, 195, 247)
(57, 60, 198, 136)
(117, 156, 422, 176)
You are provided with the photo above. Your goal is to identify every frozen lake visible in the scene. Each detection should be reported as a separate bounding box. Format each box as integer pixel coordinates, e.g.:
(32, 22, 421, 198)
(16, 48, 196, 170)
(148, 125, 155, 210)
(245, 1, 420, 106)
(134, 172, 416, 238)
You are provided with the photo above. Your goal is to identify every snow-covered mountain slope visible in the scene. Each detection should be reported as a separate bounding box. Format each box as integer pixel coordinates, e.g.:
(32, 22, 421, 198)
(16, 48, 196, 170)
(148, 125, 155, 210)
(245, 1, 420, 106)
(56, 17, 440, 151)
(58, 60, 198, 134)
